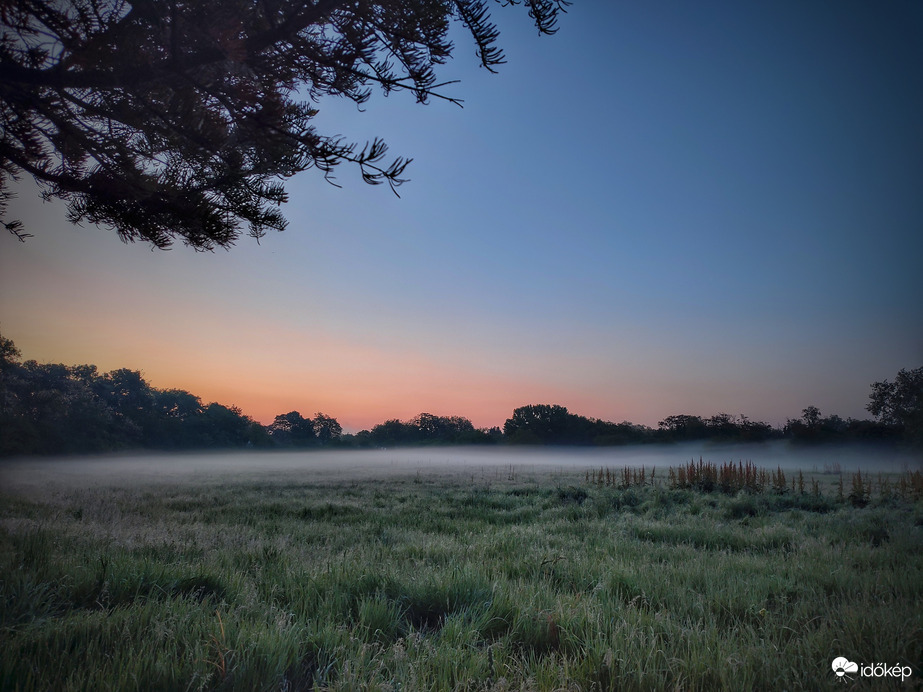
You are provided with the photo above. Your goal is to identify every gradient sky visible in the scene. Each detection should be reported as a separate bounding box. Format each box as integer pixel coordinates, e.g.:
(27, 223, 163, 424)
(2, 1, 922, 432)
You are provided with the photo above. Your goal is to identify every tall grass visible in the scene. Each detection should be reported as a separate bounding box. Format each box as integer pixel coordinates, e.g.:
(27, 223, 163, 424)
(588, 459, 923, 503)
(1, 464, 921, 690)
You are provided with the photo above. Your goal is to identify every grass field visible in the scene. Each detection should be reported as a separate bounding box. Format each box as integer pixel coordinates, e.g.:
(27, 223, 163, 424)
(1, 459, 921, 690)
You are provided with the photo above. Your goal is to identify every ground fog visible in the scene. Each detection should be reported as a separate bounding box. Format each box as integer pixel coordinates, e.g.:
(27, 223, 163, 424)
(1, 441, 918, 493)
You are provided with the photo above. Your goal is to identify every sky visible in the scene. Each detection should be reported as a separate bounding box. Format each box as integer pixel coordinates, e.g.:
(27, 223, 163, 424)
(2, 1, 922, 432)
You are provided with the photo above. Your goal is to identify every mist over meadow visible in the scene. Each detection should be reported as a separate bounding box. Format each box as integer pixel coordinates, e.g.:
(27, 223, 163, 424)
(2, 442, 919, 495)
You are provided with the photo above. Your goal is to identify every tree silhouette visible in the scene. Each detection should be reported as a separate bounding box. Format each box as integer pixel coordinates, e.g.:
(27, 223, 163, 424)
(367, 412, 484, 446)
(267, 410, 316, 446)
(801, 405, 821, 428)
(657, 414, 708, 441)
(2, 0, 568, 249)
(868, 367, 923, 445)
(312, 412, 343, 444)
(503, 404, 575, 444)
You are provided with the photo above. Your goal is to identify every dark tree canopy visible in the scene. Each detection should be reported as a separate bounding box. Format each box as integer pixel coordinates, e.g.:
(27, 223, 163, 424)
(367, 412, 488, 446)
(0, 335, 271, 454)
(868, 366, 923, 444)
(1, 0, 568, 250)
(657, 414, 708, 441)
(2, 330, 915, 455)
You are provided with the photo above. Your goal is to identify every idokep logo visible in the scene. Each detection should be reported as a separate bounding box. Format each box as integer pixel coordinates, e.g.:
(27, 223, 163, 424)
(831, 657, 858, 681)
(831, 657, 913, 683)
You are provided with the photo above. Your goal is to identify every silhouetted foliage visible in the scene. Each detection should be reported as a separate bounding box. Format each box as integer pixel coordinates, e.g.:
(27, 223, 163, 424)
(312, 412, 343, 444)
(500, 404, 646, 445)
(267, 411, 316, 447)
(784, 406, 830, 443)
(841, 417, 901, 442)
(586, 421, 651, 446)
(784, 406, 902, 445)
(500, 405, 781, 447)
(368, 419, 408, 447)
(654, 413, 776, 443)
(1, 334, 914, 455)
(656, 414, 709, 442)
(733, 415, 776, 442)
(147, 388, 205, 448)
(503, 404, 576, 444)
(868, 366, 923, 445)
(368, 412, 493, 446)
(204, 402, 261, 447)
(0, 333, 266, 455)
(0, 348, 140, 454)
(801, 405, 821, 428)
(2, 0, 568, 249)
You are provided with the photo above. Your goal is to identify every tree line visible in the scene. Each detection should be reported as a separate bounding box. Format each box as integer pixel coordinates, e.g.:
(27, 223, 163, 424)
(1, 334, 919, 456)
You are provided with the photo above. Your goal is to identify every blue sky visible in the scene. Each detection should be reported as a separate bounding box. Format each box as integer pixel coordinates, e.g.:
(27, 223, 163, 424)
(2, 1, 921, 431)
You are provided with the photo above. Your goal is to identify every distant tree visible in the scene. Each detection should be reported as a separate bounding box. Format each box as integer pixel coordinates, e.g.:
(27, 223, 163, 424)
(2, 0, 568, 249)
(0, 344, 33, 455)
(588, 420, 652, 446)
(503, 406, 655, 446)
(705, 413, 739, 440)
(366, 413, 481, 446)
(369, 418, 413, 447)
(350, 429, 376, 448)
(202, 402, 254, 447)
(412, 413, 478, 443)
(503, 404, 577, 444)
(268, 410, 316, 447)
(0, 339, 133, 454)
(147, 388, 205, 447)
(784, 407, 855, 444)
(480, 426, 504, 444)
(842, 416, 902, 443)
(735, 415, 776, 442)
(801, 405, 821, 428)
(412, 412, 449, 442)
(312, 412, 343, 445)
(822, 414, 846, 433)
(154, 388, 204, 421)
(245, 419, 274, 448)
(0, 333, 19, 367)
(868, 367, 923, 445)
(657, 414, 708, 441)
(98, 368, 154, 431)
(1, 333, 287, 453)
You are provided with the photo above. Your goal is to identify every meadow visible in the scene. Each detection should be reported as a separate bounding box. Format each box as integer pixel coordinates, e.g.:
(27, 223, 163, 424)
(1, 455, 921, 691)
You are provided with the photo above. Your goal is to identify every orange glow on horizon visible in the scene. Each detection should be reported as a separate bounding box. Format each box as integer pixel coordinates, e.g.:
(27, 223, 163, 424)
(5, 311, 630, 431)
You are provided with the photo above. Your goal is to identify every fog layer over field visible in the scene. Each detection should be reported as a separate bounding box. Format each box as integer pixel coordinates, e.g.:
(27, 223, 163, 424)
(1, 442, 920, 493)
